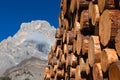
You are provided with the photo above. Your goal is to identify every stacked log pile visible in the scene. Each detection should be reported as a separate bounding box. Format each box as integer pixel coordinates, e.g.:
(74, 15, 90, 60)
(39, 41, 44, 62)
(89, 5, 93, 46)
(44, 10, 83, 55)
(44, 0, 120, 80)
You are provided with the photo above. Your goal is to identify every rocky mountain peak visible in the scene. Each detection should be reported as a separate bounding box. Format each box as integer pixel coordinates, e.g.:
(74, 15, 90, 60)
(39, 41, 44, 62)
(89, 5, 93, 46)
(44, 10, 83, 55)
(0, 20, 56, 76)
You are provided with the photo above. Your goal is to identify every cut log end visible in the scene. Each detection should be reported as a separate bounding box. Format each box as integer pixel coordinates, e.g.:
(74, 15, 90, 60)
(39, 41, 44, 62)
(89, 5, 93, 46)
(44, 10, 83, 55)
(88, 36, 101, 67)
(93, 63, 103, 80)
(101, 48, 118, 72)
(76, 32, 82, 55)
(109, 61, 120, 80)
(88, 2, 94, 19)
(92, 4, 100, 26)
(71, 53, 78, 68)
(98, 0, 115, 13)
(115, 29, 120, 57)
(69, 0, 77, 13)
(80, 10, 89, 30)
(82, 36, 89, 55)
(99, 10, 120, 46)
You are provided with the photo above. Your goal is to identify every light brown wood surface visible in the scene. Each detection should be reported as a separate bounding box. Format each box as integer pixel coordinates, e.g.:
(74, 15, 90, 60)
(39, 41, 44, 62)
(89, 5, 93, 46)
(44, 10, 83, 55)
(98, 0, 115, 13)
(109, 61, 120, 80)
(76, 32, 82, 55)
(88, 36, 101, 67)
(99, 10, 120, 46)
(88, 1, 94, 19)
(63, 18, 69, 31)
(82, 36, 89, 55)
(62, 0, 67, 15)
(101, 48, 118, 72)
(67, 30, 76, 45)
(93, 63, 103, 80)
(71, 53, 78, 68)
(77, 0, 89, 10)
(92, 4, 100, 26)
(56, 27, 64, 38)
(80, 10, 89, 30)
(75, 65, 81, 80)
(69, 0, 77, 13)
(70, 67, 76, 78)
(115, 29, 120, 57)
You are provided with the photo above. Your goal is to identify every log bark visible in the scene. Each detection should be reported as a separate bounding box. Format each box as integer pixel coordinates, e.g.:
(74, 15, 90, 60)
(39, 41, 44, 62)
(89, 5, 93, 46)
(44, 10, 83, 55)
(64, 44, 68, 55)
(57, 69, 64, 78)
(56, 46, 62, 59)
(63, 30, 67, 43)
(80, 10, 89, 30)
(92, 4, 100, 26)
(52, 56, 57, 65)
(86, 59, 90, 75)
(55, 69, 64, 79)
(57, 60, 63, 69)
(70, 67, 76, 78)
(75, 65, 81, 80)
(56, 38, 62, 46)
(73, 40, 77, 54)
(44, 73, 51, 80)
(50, 65, 55, 78)
(45, 66, 50, 75)
(88, 36, 101, 67)
(101, 48, 118, 72)
(82, 36, 89, 55)
(92, 0, 98, 4)
(70, 78, 75, 80)
(109, 61, 120, 80)
(86, 0, 92, 1)
(80, 10, 94, 35)
(68, 45, 73, 53)
(79, 58, 86, 72)
(61, 54, 66, 65)
(53, 64, 58, 72)
(69, 0, 77, 13)
(70, 53, 78, 68)
(51, 44, 57, 53)
(114, 0, 120, 9)
(48, 52, 52, 60)
(48, 52, 53, 65)
(66, 54, 71, 69)
(88, 1, 94, 19)
(79, 58, 90, 78)
(104, 78, 108, 80)
(55, 27, 64, 38)
(67, 30, 76, 45)
(65, 72, 68, 80)
(44, 66, 51, 80)
(115, 29, 120, 57)
(75, 59, 90, 80)
(74, 21, 81, 32)
(74, 12, 81, 32)
(99, 10, 120, 46)
(77, 0, 89, 10)
(76, 32, 82, 55)
(93, 63, 103, 80)
(62, 0, 67, 15)
(44, 0, 120, 79)
(98, 0, 115, 13)
(63, 18, 69, 31)
(58, 11, 64, 27)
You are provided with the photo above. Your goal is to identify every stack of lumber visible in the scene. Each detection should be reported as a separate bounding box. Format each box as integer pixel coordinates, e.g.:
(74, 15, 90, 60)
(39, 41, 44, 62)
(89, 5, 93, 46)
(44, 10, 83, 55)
(44, 0, 120, 80)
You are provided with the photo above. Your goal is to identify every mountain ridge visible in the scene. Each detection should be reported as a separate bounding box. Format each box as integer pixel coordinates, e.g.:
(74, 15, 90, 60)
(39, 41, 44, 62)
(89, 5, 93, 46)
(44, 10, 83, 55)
(0, 20, 56, 77)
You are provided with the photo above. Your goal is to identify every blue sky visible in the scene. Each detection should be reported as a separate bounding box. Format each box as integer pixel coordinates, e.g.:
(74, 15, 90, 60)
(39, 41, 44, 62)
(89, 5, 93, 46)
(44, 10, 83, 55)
(0, 0, 60, 41)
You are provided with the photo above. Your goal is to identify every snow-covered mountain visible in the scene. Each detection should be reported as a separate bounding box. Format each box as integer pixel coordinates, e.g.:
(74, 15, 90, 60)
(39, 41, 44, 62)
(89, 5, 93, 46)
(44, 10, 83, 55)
(0, 20, 56, 76)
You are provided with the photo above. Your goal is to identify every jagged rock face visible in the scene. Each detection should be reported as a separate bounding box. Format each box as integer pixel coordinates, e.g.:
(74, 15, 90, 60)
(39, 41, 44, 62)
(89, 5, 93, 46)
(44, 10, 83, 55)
(0, 20, 56, 76)
(4, 57, 47, 80)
